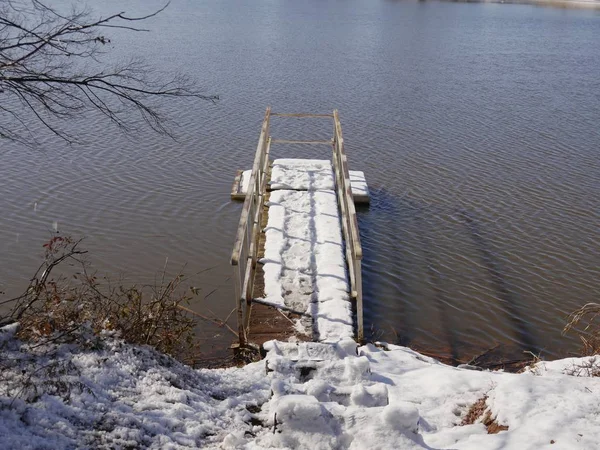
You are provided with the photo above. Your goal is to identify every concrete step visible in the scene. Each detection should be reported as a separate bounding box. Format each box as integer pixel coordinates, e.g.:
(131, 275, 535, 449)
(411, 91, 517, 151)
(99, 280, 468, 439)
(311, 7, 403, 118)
(263, 339, 358, 362)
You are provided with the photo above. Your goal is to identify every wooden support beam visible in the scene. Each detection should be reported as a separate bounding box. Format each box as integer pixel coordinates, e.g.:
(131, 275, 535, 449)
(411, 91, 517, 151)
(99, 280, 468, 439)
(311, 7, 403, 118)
(271, 139, 333, 145)
(231, 169, 245, 200)
(251, 298, 311, 317)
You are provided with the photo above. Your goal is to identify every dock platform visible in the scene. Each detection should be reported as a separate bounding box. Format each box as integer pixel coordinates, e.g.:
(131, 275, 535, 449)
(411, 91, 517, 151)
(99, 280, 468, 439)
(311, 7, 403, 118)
(230, 109, 364, 347)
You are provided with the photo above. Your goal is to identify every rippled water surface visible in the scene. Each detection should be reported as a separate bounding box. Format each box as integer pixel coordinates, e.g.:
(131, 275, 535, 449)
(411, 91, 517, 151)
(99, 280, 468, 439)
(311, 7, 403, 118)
(2, 0, 599, 361)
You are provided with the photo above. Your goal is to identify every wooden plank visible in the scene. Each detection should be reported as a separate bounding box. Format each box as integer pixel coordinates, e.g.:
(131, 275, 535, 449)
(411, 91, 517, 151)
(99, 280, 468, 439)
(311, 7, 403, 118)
(251, 190, 269, 301)
(246, 303, 306, 346)
(271, 139, 333, 145)
(252, 298, 311, 317)
(349, 171, 371, 204)
(246, 187, 309, 346)
(353, 194, 370, 204)
(233, 170, 370, 203)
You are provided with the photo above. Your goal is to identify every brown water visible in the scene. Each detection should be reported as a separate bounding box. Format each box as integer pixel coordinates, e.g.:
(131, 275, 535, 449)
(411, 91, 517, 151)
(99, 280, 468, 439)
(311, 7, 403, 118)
(1, 0, 599, 361)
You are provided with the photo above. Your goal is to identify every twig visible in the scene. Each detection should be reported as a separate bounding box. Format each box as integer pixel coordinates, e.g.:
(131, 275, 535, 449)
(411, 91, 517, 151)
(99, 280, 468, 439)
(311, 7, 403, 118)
(204, 288, 218, 300)
(176, 305, 237, 337)
(468, 344, 500, 366)
(223, 306, 237, 324)
(277, 309, 297, 327)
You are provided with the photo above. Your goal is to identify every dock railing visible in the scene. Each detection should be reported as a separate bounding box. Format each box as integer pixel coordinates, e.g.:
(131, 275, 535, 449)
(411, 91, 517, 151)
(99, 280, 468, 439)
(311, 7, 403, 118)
(231, 108, 364, 345)
(230, 107, 271, 347)
(332, 110, 364, 342)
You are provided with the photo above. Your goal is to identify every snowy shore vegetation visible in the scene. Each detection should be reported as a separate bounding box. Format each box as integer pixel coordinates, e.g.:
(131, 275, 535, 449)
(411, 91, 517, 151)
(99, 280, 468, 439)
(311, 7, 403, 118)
(0, 236, 199, 362)
(2, 322, 600, 449)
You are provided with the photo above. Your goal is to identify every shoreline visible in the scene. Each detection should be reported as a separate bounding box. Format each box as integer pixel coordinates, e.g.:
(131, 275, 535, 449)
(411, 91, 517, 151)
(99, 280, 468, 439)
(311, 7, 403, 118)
(435, 0, 600, 9)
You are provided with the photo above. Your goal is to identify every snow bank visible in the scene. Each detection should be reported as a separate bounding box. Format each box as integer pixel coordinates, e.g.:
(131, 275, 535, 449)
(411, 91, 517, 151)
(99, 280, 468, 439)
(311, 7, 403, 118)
(254, 340, 600, 450)
(3, 330, 600, 449)
(0, 330, 270, 449)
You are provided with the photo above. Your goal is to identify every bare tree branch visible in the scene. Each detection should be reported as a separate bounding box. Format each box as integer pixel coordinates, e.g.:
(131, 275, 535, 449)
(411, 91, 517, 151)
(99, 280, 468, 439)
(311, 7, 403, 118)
(0, 0, 218, 145)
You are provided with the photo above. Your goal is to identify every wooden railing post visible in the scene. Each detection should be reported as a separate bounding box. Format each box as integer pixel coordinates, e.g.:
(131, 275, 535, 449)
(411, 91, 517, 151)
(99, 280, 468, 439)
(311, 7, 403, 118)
(356, 259, 363, 342)
(233, 263, 246, 346)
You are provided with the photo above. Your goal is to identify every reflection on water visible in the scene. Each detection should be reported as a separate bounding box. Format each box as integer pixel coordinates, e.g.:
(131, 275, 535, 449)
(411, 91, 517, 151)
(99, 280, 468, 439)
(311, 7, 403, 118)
(1, 0, 599, 361)
(359, 190, 545, 363)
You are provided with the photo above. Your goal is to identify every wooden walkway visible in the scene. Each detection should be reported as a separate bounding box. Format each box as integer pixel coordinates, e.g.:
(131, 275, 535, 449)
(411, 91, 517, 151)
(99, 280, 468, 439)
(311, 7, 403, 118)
(230, 108, 364, 348)
(247, 188, 308, 346)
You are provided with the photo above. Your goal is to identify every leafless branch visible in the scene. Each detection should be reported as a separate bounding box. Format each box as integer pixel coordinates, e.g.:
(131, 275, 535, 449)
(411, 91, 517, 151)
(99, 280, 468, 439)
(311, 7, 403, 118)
(0, 0, 217, 145)
(0, 235, 87, 326)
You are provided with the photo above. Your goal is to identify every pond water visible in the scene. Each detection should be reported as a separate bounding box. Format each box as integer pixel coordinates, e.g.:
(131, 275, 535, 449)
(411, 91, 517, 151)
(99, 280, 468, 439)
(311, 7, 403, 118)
(2, 0, 599, 363)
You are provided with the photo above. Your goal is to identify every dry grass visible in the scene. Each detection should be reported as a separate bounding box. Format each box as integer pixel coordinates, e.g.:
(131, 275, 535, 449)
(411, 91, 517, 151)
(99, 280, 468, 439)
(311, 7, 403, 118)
(461, 396, 488, 426)
(461, 395, 509, 434)
(564, 303, 600, 356)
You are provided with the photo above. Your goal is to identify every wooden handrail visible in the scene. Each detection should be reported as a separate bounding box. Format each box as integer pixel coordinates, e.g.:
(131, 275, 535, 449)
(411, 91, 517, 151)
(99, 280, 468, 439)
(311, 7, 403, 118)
(231, 107, 271, 347)
(333, 109, 364, 341)
(231, 107, 271, 265)
(270, 113, 333, 118)
(271, 139, 333, 145)
(333, 110, 363, 259)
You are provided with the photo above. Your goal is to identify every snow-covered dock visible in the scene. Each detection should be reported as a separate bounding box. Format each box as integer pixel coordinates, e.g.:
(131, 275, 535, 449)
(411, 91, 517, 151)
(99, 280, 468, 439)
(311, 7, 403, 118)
(231, 109, 364, 348)
(261, 159, 354, 342)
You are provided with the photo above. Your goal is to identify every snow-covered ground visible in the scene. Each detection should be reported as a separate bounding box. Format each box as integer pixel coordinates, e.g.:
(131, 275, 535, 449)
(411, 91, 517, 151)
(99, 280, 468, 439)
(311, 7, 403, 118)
(2, 322, 600, 450)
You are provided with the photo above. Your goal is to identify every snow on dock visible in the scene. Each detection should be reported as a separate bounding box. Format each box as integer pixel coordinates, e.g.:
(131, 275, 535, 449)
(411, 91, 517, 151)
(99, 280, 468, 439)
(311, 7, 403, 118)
(233, 165, 370, 204)
(261, 159, 353, 342)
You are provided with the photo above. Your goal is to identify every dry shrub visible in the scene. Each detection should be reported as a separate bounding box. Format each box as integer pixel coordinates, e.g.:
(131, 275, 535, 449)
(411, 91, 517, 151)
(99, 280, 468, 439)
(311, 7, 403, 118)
(564, 303, 600, 356)
(3, 236, 196, 360)
(561, 304, 600, 377)
(564, 357, 600, 378)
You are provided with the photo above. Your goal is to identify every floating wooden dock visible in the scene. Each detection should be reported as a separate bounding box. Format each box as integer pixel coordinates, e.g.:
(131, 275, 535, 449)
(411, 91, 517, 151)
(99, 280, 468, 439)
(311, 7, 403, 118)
(230, 108, 365, 347)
